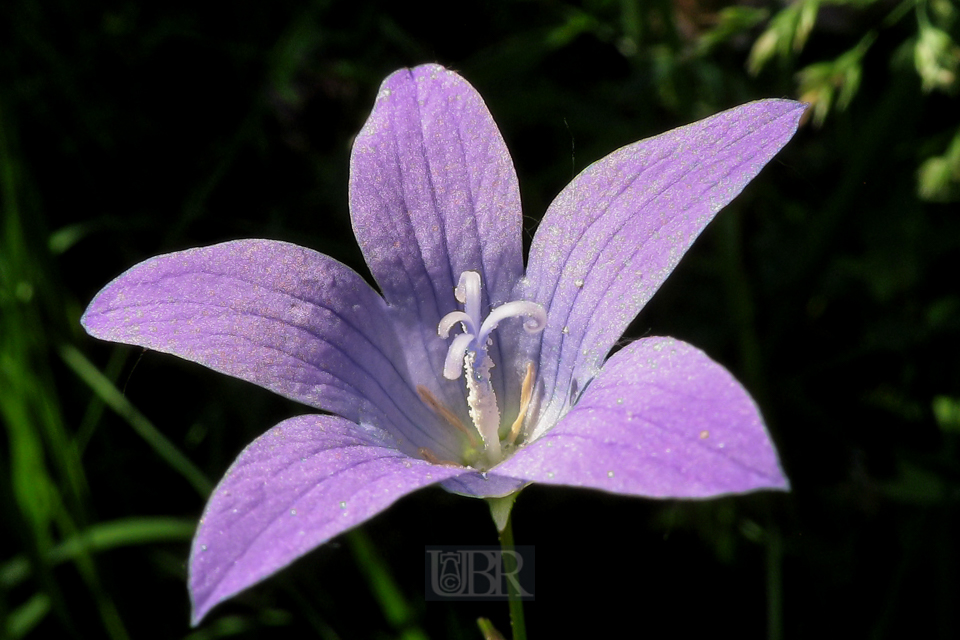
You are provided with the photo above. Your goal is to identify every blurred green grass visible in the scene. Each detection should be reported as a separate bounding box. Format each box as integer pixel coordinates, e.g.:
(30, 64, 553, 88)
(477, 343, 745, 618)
(2, 0, 959, 638)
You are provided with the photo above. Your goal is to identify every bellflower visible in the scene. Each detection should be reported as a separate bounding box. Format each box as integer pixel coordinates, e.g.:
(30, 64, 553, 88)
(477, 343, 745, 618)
(82, 64, 804, 623)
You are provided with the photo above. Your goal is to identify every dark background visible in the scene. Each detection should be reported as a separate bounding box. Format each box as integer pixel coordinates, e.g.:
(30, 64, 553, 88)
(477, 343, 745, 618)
(2, 0, 959, 638)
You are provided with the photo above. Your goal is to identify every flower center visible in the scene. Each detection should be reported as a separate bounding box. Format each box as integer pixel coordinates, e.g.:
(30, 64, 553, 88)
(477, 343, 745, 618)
(435, 271, 546, 466)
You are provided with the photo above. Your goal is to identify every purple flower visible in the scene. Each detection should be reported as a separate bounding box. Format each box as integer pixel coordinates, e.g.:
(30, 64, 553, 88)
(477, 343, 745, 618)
(82, 64, 804, 623)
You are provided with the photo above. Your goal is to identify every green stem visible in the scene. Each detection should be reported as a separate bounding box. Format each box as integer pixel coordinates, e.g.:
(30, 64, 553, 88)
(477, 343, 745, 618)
(487, 495, 526, 640)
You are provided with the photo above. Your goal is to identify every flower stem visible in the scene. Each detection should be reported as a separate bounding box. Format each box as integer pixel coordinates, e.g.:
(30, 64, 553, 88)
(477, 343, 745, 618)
(499, 516, 527, 640)
(486, 494, 526, 640)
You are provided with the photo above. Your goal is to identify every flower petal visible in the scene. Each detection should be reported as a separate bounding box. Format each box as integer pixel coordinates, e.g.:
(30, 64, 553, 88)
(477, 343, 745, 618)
(350, 63, 523, 313)
(440, 472, 528, 498)
(496, 337, 788, 497)
(349, 64, 524, 407)
(189, 414, 467, 624)
(81, 239, 460, 457)
(523, 100, 806, 433)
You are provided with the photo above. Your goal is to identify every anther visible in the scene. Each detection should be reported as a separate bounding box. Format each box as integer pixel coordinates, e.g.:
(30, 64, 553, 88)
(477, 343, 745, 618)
(416, 385, 478, 448)
(507, 362, 536, 445)
(417, 447, 462, 467)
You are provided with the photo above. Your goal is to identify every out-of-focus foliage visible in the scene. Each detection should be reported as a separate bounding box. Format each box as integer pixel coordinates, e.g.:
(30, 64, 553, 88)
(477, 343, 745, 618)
(747, 0, 821, 73)
(1, 1, 958, 638)
(746, 0, 960, 200)
(918, 124, 960, 201)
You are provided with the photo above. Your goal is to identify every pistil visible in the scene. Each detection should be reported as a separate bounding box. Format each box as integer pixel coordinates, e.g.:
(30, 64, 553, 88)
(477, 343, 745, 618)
(437, 271, 546, 465)
(464, 350, 502, 460)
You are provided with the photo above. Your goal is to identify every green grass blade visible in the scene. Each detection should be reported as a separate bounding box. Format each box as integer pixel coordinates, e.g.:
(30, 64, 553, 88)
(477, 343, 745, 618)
(347, 529, 429, 640)
(1, 517, 196, 590)
(60, 344, 213, 497)
(6, 593, 51, 639)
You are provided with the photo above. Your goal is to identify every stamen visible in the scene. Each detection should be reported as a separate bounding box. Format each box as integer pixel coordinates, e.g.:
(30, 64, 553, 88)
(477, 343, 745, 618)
(417, 447, 462, 467)
(507, 362, 536, 444)
(416, 385, 478, 448)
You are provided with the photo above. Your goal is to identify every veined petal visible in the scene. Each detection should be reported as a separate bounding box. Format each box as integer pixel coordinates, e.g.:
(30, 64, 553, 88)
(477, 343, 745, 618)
(349, 64, 525, 409)
(523, 100, 806, 433)
(81, 239, 461, 458)
(496, 337, 787, 497)
(350, 64, 523, 313)
(189, 414, 468, 624)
